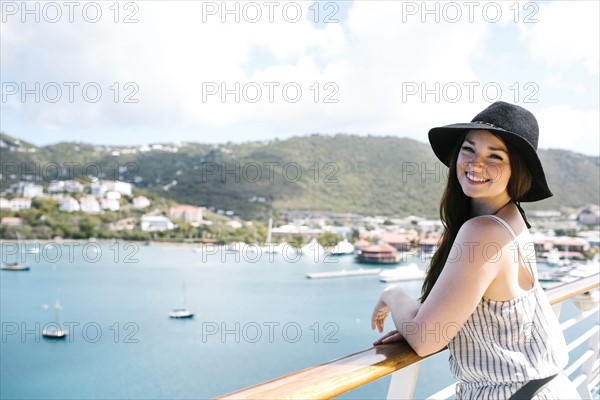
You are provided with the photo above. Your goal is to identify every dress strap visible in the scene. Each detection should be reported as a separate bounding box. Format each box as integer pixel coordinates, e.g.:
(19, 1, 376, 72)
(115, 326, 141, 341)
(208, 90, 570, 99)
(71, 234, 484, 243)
(483, 215, 537, 281)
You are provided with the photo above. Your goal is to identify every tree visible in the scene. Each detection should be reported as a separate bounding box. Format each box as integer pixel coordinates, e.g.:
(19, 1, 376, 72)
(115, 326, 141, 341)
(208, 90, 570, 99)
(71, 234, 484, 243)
(317, 231, 340, 247)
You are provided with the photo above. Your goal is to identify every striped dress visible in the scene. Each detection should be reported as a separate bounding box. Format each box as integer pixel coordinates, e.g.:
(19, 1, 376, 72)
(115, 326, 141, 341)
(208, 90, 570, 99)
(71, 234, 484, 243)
(448, 215, 581, 399)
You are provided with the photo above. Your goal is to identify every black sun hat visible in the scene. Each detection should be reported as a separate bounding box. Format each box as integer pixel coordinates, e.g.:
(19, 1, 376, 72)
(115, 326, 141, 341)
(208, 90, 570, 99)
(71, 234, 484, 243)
(428, 101, 553, 202)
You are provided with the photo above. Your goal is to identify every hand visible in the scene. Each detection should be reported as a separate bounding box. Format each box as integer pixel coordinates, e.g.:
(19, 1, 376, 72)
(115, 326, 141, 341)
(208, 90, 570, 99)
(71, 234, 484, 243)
(371, 295, 390, 333)
(371, 285, 399, 333)
(373, 329, 405, 346)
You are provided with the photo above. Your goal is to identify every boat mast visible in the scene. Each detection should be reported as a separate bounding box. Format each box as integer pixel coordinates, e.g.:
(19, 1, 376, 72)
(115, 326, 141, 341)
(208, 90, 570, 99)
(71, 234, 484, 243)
(267, 218, 273, 243)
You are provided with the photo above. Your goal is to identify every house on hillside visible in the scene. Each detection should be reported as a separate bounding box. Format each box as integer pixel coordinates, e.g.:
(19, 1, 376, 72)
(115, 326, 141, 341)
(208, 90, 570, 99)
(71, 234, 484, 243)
(141, 215, 176, 232)
(169, 205, 204, 226)
(59, 197, 80, 212)
(80, 195, 101, 213)
(132, 196, 151, 209)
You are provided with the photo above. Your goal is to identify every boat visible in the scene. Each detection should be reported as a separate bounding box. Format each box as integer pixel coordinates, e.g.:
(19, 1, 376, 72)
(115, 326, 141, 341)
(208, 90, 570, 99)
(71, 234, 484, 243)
(568, 260, 600, 279)
(545, 248, 572, 266)
(379, 263, 426, 282)
(301, 238, 326, 259)
(328, 238, 355, 256)
(306, 268, 382, 279)
(262, 218, 281, 254)
(42, 299, 68, 339)
(169, 308, 194, 319)
(1, 262, 30, 271)
(2, 233, 31, 271)
(169, 282, 194, 319)
(356, 243, 403, 264)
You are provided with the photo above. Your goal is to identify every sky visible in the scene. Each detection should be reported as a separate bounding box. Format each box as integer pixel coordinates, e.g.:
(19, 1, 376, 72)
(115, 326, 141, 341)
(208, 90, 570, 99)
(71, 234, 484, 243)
(1, 0, 599, 155)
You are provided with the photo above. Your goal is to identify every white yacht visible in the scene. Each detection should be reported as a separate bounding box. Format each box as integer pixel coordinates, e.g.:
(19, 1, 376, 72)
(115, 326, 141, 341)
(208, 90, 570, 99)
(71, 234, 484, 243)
(329, 238, 355, 256)
(379, 263, 426, 282)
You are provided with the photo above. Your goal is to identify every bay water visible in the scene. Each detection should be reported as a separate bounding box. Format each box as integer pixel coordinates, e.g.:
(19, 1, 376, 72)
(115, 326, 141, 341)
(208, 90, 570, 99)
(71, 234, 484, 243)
(0, 241, 591, 399)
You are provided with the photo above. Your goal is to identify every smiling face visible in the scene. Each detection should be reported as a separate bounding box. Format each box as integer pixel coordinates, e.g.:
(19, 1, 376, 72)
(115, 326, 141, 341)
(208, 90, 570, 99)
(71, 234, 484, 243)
(456, 130, 512, 205)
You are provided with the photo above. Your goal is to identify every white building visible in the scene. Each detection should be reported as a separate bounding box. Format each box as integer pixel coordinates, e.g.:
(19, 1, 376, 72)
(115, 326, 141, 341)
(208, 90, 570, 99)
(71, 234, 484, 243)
(91, 182, 107, 197)
(65, 180, 84, 193)
(226, 220, 244, 229)
(101, 198, 120, 211)
(132, 196, 151, 209)
(104, 181, 132, 196)
(79, 195, 101, 213)
(48, 180, 84, 193)
(141, 215, 176, 232)
(47, 181, 65, 193)
(169, 205, 204, 224)
(59, 197, 80, 212)
(105, 191, 121, 200)
(9, 197, 32, 210)
(21, 183, 44, 198)
(0, 197, 10, 209)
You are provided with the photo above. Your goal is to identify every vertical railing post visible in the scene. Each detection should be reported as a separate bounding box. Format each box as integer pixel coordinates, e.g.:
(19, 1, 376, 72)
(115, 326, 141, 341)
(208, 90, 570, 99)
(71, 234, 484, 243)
(573, 290, 600, 399)
(386, 362, 421, 400)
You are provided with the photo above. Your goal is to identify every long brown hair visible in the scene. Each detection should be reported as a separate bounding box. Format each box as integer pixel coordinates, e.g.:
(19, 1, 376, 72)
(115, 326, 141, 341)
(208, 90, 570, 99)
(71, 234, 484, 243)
(419, 132, 532, 302)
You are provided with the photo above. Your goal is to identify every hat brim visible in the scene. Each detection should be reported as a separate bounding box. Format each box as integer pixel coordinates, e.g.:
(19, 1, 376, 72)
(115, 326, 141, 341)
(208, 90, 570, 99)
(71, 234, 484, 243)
(428, 123, 553, 202)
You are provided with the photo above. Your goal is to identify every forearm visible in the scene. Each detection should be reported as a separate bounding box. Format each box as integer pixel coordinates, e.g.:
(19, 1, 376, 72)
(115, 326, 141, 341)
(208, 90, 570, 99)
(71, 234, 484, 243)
(383, 287, 438, 356)
(383, 287, 421, 336)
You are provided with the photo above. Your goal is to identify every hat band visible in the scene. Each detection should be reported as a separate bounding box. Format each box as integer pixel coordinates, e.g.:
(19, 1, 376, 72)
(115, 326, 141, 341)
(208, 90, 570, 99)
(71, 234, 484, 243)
(471, 120, 501, 129)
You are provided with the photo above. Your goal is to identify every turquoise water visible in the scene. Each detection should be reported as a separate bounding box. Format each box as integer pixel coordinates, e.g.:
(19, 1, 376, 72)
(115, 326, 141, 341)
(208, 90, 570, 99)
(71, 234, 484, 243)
(0, 242, 594, 399)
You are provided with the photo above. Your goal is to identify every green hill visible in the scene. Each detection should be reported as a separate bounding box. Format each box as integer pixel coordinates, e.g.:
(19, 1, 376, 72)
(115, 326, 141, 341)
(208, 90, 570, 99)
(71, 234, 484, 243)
(1, 132, 598, 219)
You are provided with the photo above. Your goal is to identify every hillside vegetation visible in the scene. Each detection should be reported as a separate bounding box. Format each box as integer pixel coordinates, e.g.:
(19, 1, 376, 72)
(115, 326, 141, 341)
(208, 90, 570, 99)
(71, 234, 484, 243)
(1, 132, 598, 220)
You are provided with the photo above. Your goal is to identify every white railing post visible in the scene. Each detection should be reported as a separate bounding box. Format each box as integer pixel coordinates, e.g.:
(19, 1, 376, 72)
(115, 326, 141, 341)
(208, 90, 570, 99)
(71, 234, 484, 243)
(386, 362, 420, 400)
(572, 290, 600, 399)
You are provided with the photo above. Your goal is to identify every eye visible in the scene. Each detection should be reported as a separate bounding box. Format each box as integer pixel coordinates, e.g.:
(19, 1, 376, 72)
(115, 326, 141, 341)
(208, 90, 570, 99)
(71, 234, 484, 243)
(489, 154, 503, 160)
(461, 145, 474, 152)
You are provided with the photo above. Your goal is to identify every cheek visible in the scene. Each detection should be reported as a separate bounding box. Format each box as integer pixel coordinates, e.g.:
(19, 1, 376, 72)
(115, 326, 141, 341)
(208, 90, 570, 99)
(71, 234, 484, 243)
(456, 154, 468, 175)
(456, 161, 465, 178)
(489, 165, 511, 183)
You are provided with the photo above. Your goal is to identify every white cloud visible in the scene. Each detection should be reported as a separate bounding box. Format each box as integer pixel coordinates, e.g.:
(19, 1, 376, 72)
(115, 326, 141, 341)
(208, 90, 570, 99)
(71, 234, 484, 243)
(536, 105, 600, 154)
(520, 1, 599, 76)
(1, 1, 598, 155)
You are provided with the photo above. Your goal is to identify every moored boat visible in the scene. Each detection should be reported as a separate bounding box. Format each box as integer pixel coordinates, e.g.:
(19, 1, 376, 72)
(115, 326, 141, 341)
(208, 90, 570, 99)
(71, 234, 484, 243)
(170, 281, 194, 319)
(1, 262, 30, 271)
(379, 263, 425, 282)
(328, 238, 355, 256)
(169, 308, 194, 319)
(306, 268, 382, 279)
(42, 299, 68, 339)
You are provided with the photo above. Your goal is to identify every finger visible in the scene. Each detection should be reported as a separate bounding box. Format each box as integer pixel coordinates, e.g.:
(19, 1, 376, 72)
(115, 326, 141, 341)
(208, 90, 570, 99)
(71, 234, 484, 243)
(382, 332, 403, 343)
(371, 305, 386, 330)
(373, 330, 398, 346)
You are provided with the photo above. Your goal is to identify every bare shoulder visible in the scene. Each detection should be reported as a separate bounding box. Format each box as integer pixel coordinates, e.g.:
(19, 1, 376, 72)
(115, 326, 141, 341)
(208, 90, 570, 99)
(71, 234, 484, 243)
(456, 215, 513, 244)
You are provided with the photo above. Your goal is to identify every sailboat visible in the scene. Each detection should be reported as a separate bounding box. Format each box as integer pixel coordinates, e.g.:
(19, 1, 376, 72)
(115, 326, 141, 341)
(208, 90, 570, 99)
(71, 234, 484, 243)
(328, 237, 355, 256)
(1, 233, 30, 271)
(0, 262, 30, 271)
(42, 299, 68, 339)
(262, 218, 281, 254)
(169, 281, 194, 319)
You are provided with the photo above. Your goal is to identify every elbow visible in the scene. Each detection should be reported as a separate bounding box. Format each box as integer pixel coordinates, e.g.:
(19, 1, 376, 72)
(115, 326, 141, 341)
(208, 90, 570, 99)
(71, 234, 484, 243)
(409, 340, 445, 358)
(412, 344, 433, 358)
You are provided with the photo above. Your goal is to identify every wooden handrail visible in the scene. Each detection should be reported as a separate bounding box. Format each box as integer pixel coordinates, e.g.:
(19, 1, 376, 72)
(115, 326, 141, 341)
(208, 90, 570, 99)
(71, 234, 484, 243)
(546, 274, 599, 305)
(216, 274, 600, 400)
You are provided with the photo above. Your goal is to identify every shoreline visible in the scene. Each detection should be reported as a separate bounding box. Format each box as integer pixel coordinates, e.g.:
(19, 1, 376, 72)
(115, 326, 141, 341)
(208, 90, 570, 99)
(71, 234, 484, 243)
(0, 238, 207, 249)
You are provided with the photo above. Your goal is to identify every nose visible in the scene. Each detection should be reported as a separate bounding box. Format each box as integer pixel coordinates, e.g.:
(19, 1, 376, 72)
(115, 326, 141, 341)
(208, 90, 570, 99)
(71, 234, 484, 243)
(468, 150, 486, 167)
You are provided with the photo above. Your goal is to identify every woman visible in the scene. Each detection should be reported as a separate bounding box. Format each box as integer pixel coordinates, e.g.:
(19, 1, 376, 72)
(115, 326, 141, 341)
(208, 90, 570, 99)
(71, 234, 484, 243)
(371, 102, 580, 399)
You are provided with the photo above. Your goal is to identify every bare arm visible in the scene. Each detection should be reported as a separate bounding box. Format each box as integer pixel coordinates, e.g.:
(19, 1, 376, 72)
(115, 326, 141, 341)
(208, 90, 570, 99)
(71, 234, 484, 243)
(372, 217, 509, 356)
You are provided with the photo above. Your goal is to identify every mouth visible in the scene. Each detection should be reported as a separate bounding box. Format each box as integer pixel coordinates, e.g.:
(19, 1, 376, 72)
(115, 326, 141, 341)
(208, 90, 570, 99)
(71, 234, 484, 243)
(466, 172, 490, 183)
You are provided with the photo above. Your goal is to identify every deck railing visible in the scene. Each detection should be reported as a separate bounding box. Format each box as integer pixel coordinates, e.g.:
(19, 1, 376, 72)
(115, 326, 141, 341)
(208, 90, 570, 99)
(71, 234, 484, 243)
(217, 274, 600, 400)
